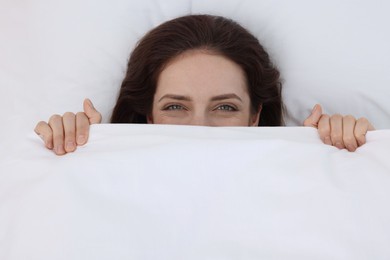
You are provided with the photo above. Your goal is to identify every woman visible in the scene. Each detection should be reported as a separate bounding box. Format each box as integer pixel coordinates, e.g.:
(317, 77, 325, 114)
(34, 15, 374, 155)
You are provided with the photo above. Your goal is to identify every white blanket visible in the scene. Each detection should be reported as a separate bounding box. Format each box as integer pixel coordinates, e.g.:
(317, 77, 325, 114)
(0, 125, 389, 259)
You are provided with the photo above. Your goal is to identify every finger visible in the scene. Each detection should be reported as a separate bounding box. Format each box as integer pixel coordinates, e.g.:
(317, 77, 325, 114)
(48, 114, 66, 155)
(330, 114, 344, 149)
(317, 114, 332, 145)
(76, 112, 90, 145)
(342, 115, 358, 152)
(354, 117, 372, 146)
(83, 99, 102, 124)
(303, 104, 323, 127)
(34, 121, 54, 150)
(62, 112, 76, 153)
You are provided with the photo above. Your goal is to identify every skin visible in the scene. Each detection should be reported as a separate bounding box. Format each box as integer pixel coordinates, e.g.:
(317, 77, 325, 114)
(148, 50, 260, 126)
(34, 50, 374, 155)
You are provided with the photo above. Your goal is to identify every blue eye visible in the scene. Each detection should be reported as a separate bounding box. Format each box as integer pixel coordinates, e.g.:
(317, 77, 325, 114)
(165, 104, 184, 110)
(216, 105, 237, 111)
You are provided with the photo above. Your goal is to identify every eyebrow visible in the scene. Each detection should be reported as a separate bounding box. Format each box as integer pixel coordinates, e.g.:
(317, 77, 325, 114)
(210, 93, 243, 102)
(158, 93, 243, 103)
(158, 94, 192, 102)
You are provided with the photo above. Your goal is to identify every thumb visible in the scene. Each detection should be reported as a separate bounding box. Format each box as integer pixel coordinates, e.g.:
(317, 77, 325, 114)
(83, 98, 102, 124)
(303, 104, 323, 128)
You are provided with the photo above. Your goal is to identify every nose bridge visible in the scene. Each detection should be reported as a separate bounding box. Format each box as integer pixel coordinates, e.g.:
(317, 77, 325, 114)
(189, 111, 211, 126)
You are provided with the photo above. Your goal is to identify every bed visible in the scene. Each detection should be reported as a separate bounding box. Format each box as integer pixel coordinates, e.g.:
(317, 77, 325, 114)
(1, 0, 390, 259)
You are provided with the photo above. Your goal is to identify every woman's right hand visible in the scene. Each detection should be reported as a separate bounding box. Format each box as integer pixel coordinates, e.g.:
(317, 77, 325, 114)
(34, 99, 102, 155)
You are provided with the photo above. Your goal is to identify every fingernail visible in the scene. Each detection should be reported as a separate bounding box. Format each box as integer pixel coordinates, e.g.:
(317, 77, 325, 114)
(346, 145, 356, 152)
(46, 141, 53, 149)
(55, 145, 65, 155)
(77, 135, 86, 144)
(66, 141, 75, 151)
(86, 99, 94, 108)
(335, 142, 343, 149)
(324, 137, 332, 145)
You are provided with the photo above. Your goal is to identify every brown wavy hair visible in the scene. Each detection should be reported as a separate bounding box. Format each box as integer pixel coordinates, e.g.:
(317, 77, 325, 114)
(111, 14, 284, 126)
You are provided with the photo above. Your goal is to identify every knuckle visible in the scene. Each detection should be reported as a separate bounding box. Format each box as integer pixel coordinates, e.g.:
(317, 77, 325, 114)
(63, 112, 75, 118)
(357, 117, 369, 125)
(76, 112, 86, 118)
(76, 113, 90, 128)
(49, 114, 61, 123)
(344, 114, 356, 121)
(321, 114, 330, 121)
(331, 113, 343, 120)
(36, 120, 47, 127)
(34, 121, 46, 133)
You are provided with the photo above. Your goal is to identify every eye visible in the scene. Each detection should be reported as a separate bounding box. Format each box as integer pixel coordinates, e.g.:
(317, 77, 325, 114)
(164, 104, 185, 111)
(216, 105, 237, 111)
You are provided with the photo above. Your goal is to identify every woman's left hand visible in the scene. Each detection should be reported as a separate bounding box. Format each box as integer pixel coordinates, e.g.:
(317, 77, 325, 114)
(303, 104, 375, 152)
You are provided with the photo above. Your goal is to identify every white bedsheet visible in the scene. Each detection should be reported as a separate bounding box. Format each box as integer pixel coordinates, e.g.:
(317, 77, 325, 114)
(1, 125, 390, 259)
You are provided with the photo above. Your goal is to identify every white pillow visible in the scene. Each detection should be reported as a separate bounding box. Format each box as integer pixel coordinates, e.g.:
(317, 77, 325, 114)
(192, 0, 390, 128)
(1, 0, 389, 144)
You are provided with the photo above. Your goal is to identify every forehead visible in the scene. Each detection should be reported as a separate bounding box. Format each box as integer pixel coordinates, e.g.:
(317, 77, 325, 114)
(155, 50, 248, 97)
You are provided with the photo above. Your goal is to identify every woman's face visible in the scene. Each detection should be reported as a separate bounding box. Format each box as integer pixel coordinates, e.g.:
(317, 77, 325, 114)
(149, 50, 261, 126)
